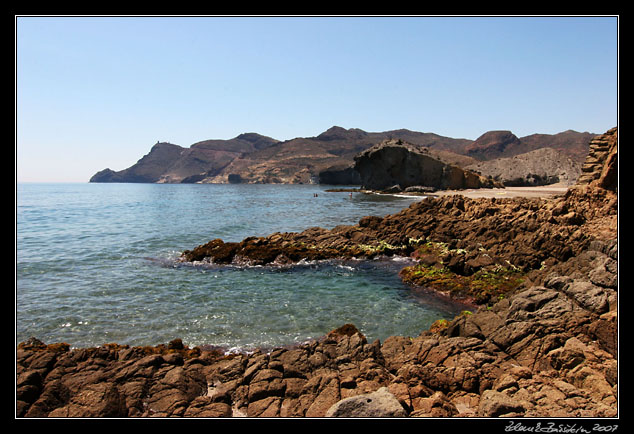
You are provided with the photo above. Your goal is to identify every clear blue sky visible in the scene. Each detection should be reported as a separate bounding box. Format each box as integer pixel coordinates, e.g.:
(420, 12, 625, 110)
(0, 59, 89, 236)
(16, 16, 618, 182)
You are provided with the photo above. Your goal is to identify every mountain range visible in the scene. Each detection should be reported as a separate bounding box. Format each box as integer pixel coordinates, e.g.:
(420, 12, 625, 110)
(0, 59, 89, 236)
(89, 126, 595, 185)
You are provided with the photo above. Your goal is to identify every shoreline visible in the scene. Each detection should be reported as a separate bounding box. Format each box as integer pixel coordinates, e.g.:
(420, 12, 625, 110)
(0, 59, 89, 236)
(361, 183, 571, 200)
(17, 128, 618, 418)
(429, 184, 570, 199)
(17, 183, 618, 418)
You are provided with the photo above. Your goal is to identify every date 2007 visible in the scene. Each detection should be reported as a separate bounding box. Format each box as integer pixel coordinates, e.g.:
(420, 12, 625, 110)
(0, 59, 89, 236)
(505, 422, 618, 433)
(592, 426, 619, 433)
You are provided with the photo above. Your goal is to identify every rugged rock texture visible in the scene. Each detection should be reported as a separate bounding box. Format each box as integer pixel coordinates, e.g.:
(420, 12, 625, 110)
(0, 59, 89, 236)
(353, 139, 500, 191)
(24, 128, 617, 418)
(325, 386, 407, 417)
(465, 147, 582, 186)
(17, 250, 617, 418)
(576, 127, 618, 190)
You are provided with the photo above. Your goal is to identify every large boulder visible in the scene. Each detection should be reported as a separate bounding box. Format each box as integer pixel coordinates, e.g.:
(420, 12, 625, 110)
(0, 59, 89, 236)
(353, 139, 498, 191)
(325, 387, 407, 417)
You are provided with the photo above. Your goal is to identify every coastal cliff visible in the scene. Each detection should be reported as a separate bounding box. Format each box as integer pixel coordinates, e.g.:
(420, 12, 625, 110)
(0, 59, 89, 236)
(18, 128, 617, 418)
(352, 139, 499, 191)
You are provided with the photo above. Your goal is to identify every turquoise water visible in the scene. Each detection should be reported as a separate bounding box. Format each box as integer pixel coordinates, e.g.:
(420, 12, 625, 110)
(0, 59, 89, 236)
(16, 183, 465, 351)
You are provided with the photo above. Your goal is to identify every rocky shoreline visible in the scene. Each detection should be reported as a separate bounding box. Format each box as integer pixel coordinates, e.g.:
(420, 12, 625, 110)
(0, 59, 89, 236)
(16, 128, 617, 418)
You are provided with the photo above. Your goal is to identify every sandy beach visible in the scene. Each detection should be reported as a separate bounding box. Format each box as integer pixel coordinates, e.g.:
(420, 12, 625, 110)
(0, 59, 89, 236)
(430, 183, 570, 199)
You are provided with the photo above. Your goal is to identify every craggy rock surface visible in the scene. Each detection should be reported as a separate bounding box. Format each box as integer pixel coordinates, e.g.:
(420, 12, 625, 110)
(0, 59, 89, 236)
(465, 147, 582, 187)
(352, 139, 499, 191)
(18, 128, 617, 418)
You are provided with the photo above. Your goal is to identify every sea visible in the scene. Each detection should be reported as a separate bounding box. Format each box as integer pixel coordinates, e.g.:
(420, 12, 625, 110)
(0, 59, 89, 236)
(16, 183, 467, 352)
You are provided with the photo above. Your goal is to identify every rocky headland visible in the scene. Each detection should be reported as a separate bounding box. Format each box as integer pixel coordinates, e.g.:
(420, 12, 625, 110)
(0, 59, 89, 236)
(89, 126, 594, 186)
(18, 128, 617, 418)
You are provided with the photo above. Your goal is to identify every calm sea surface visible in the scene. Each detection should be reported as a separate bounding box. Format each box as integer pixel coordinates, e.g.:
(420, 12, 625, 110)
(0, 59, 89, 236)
(16, 183, 465, 351)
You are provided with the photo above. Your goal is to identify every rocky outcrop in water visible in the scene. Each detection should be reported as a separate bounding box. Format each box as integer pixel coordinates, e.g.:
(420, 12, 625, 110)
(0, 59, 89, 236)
(17, 246, 617, 418)
(21, 128, 617, 418)
(352, 139, 500, 192)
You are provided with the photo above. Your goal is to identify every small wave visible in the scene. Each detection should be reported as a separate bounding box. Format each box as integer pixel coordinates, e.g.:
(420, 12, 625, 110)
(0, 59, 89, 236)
(149, 254, 337, 273)
(336, 264, 356, 271)
(369, 191, 428, 200)
(149, 252, 416, 279)
(390, 255, 416, 263)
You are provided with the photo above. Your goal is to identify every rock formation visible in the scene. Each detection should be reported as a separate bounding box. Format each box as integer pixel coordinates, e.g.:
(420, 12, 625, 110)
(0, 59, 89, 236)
(353, 139, 499, 191)
(317, 164, 361, 185)
(21, 127, 617, 419)
(576, 127, 618, 190)
(465, 147, 582, 186)
(89, 127, 594, 185)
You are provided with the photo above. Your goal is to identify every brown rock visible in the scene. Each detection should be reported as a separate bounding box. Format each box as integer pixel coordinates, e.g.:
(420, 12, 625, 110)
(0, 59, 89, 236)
(411, 391, 458, 417)
(326, 387, 407, 417)
(477, 390, 526, 417)
(247, 397, 282, 417)
(184, 398, 232, 417)
(48, 382, 126, 418)
(304, 375, 341, 417)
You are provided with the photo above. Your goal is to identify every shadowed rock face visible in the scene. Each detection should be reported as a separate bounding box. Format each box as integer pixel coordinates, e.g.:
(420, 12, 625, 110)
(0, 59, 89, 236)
(318, 165, 361, 185)
(353, 139, 499, 191)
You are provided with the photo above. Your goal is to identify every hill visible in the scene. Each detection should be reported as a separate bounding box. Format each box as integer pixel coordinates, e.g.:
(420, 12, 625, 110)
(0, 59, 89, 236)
(465, 147, 582, 186)
(89, 127, 595, 185)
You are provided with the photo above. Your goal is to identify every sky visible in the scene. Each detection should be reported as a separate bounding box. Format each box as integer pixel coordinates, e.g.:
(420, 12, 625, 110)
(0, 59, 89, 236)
(16, 15, 618, 182)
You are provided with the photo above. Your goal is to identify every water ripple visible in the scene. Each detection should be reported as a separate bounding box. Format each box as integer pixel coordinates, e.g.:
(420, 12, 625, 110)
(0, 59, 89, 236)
(17, 183, 463, 349)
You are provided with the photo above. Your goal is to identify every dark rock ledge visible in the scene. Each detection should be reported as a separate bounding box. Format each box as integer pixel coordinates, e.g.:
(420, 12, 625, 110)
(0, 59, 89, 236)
(17, 129, 618, 418)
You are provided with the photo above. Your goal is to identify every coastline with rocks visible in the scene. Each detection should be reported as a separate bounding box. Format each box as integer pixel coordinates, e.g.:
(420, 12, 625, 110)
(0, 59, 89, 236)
(16, 128, 617, 419)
